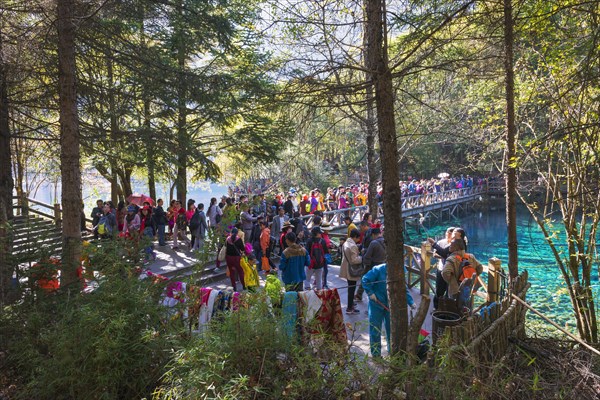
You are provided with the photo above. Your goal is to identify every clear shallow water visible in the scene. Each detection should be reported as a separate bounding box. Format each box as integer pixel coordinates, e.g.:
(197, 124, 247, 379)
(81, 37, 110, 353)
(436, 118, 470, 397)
(405, 208, 600, 330)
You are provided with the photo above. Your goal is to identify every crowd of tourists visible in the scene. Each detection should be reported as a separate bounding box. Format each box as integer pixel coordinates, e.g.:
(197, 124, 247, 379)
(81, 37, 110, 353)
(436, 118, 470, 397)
(88, 175, 487, 357)
(229, 174, 493, 211)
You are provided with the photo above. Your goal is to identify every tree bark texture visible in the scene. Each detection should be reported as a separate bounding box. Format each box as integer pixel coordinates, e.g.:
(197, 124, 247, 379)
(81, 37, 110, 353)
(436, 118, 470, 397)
(175, 0, 187, 205)
(110, 168, 120, 204)
(139, 10, 156, 202)
(362, 19, 379, 219)
(365, 84, 379, 219)
(503, 0, 519, 279)
(0, 30, 15, 303)
(107, 55, 119, 205)
(176, 119, 187, 204)
(57, 0, 82, 288)
(118, 166, 133, 198)
(365, 0, 408, 354)
(13, 137, 24, 212)
(144, 98, 156, 201)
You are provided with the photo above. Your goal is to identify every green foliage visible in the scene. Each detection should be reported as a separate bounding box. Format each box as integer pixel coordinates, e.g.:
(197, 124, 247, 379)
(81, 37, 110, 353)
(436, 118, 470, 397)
(2, 242, 596, 400)
(153, 291, 377, 400)
(0, 240, 181, 400)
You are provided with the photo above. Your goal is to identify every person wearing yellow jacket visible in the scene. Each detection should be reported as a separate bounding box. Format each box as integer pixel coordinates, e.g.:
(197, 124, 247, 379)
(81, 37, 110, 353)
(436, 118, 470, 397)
(316, 189, 326, 212)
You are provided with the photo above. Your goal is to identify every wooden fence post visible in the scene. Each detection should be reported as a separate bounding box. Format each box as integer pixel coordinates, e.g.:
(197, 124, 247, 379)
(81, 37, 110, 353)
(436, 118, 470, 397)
(420, 241, 432, 295)
(21, 194, 29, 216)
(54, 203, 62, 228)
(487, 258, 501, 302)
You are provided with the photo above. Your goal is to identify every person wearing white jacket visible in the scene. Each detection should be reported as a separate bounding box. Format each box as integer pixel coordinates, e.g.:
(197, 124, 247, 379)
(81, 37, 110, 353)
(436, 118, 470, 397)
(339, 229, 363, 314)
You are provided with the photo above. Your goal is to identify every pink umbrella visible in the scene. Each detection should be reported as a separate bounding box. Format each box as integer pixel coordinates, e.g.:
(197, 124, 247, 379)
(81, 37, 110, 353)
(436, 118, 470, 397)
(126, 193, 155, 206)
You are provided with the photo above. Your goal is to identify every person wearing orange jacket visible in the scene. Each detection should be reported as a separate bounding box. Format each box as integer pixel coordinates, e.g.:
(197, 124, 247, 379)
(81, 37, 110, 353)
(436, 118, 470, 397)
(259, 220, 276, 271)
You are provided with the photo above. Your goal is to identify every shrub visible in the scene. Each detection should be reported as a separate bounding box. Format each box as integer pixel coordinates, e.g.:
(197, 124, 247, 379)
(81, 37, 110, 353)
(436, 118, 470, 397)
(0, 239, 183, 400)
(153, 291, 377, 400)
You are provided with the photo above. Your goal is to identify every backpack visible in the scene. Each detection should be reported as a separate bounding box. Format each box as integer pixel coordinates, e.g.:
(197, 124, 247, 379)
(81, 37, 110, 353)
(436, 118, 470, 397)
(250, 224, 261, 243)
(309, 239, 326, 270)
(176, 212, 187, 229)
(305, 202, 311, 213)
(456, 254, 476, 282)
(97, 215, 111, 236)
(189, 209, 201, 230)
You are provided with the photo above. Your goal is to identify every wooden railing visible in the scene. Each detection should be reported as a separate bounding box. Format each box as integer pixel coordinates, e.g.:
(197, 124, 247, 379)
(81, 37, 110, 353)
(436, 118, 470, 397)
(300, 185, 487, 229)
(401, 185, 485, 209)
(405, 241, 504, 306)
(446, 271, 530, 362)
(405, 241, 530, 360)
(301, 205, 371, 228)
(405, 242, 436, 295)
(12, 195, 93, 229)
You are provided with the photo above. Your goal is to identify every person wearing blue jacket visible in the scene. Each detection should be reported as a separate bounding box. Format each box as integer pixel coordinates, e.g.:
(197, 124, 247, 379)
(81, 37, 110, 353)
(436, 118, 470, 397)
(279, 232, 310, 292)
(362, 263, 415, 357)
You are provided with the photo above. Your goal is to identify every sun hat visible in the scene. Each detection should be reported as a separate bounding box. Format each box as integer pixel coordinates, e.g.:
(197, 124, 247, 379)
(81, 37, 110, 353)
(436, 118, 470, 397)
(321, 222, 333, 231)
(282, 221, 295, 229)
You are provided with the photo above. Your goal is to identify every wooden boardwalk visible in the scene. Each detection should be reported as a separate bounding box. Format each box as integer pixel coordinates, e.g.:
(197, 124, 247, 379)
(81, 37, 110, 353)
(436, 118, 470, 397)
(298, 185, 487, 230)
(10, 183, 530, 361)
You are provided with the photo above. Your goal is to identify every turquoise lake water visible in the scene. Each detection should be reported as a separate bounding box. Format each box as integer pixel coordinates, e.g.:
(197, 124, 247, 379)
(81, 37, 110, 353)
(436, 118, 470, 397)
(405, 207, 600, 331)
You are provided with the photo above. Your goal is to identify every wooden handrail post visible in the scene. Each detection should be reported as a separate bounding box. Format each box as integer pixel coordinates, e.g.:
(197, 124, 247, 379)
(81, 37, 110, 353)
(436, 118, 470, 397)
(420, 241, 432, 295)
(21, 194, 29, 216)
(487, 257, 501, 302)
(54, 203, 62, 228)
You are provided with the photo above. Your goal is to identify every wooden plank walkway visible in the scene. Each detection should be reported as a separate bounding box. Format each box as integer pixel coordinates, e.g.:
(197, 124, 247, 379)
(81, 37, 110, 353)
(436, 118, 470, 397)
(298, 186, 487, 230)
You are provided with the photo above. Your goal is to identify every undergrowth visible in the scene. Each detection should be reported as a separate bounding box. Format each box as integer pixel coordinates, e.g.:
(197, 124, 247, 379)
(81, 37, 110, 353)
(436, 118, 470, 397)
(1, 238, 599, 399)
(153, 291, 376, 399)
(0, 239, 181, 400)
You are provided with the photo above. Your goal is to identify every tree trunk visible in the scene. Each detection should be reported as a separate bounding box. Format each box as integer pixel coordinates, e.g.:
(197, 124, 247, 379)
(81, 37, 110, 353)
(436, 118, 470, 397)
(175, 0, 187, 205)
(110, 167, 119, 205)
(365, 84, 379, 218)
(145, 99, 156, 201)
(169, 181, 175, 203)
(176, 153, 186, 204)
(13, 137, 25, 214)
(95, 162, 122, 203)
(118, 166, 133, 198)
(57, 0, 82, 289)
(362, 17, 379, 218)
(503, 0, 519, 279)
(107, 55, 119, 206)
(139, 8, 156, 202)
(0, 30, 15, 303)
(147, 145, 156, 201)
(407, 295, 431, 365)
(0, 34, 12, 221)
(365, 0, 408, 354)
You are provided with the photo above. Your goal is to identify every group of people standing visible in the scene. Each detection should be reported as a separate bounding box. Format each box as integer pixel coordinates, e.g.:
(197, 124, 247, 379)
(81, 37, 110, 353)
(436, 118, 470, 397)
(90, 198, 160, 262)
(90, 197, 214, 263)
(88, 181, 488, 359)
(428, 227, 484, 310)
